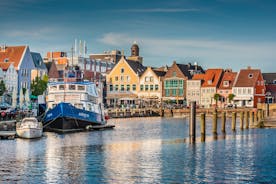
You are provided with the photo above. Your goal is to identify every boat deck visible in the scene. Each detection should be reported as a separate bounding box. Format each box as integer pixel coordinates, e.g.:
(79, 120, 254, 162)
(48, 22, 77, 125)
(0, 131, 16, 139)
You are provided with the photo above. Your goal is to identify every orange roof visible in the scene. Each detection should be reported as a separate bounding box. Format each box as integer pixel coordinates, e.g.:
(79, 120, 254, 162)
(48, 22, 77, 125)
(218, 71, 237, 89)
(192, 74, 205, 80)
(0, 62, 12, 71)
(0, 46, 26, 68)
(201, 69, 223, 87)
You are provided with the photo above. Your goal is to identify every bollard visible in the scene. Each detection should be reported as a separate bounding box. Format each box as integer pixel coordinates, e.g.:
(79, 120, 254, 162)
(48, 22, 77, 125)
(200, 113, 206, 142)
(189, 101, 196, 143)
(232, 112, 236, 132)
(245, 111, 249, 129)
(212, 111, 217, 136)
(240, 111, 244, 130)
(221, 111, 226, 133)
(249, 111, 253, 127)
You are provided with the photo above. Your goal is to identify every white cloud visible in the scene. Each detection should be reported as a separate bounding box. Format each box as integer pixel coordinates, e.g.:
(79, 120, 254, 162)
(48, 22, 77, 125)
(99, 32, 276, 71)
(4, 27, 59, 39)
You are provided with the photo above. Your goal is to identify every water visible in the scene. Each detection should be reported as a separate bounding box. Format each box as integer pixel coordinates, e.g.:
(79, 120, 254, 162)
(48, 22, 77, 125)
(1, 117, 276, 183)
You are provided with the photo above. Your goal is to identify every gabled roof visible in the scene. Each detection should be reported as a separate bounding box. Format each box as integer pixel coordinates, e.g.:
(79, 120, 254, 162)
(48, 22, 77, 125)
(218, 71, 237, 90)
(153, 69, 166, 77)
(0, 46, 26, 68)
(0, 62, 13, 71)
(262, 73, 276, 84)
(126, 59, 146, 76)
(31, 52, 47, 70)
(176, 64, 192, 79)
(234, 69, 261, 87)
(201, 69, 224, 87)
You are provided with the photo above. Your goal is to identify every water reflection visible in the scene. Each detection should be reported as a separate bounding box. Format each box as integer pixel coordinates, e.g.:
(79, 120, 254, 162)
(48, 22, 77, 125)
(0, 118, 276, 183)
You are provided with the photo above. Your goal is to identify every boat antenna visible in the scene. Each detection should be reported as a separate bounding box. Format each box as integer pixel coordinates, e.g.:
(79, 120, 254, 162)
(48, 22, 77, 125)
(71, 46, 74, 67)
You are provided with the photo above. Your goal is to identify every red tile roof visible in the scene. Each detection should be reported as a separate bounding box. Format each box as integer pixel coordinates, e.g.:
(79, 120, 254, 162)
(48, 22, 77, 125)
(201, 69, 223, 87)
(218, 71, 237, 89)
(234, 69, 261, 87)
(0, 46, 26, 68)
(192, 74, 205, 80)
(0, 62, 12, 71)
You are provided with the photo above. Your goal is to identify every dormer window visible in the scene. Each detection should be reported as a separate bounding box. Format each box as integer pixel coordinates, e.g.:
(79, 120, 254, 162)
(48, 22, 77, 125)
(248, 73, 253, 78)
(4, 58, 8, 62)
(223, 81, 229, 87)
(208, 80, 212, 85)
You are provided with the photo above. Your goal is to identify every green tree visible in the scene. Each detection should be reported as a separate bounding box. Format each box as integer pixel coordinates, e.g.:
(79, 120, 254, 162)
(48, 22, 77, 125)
(214, 93, 221, 107)
(31, 75, 48, 96)
(0, 80, 6, 96)
(228, 93, 235, 103)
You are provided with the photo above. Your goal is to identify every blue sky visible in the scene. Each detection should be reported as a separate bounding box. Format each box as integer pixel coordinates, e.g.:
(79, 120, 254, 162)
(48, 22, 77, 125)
(1, 0, 276, 72)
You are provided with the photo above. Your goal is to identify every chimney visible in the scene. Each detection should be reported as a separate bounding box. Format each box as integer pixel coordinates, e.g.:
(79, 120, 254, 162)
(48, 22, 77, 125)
(1, 44, 6, 52)
(247, 66, 251, 70)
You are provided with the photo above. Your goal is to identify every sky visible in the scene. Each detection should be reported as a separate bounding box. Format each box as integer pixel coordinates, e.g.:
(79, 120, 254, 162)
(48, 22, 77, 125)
(1, 0, 276, 72)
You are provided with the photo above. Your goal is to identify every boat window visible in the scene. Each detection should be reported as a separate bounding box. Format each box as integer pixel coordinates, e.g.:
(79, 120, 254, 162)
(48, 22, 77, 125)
(50, 85, 57, 91)
(69, 85, 76, 90)
(77, 85, 85, 91)
(75, 103, 83, 109)
(59, 85, 65, 90)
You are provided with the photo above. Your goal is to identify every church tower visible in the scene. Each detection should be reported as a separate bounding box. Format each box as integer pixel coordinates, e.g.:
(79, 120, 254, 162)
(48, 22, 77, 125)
(128, 41, 143, 64)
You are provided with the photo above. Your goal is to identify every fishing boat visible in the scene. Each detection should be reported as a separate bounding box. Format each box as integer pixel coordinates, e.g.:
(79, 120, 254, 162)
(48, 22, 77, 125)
(43, 66, 106, 132)
(16, 117, 43, 139)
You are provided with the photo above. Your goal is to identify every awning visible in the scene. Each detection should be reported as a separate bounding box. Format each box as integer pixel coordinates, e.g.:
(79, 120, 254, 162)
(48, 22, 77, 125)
(233, 97, 252, 100)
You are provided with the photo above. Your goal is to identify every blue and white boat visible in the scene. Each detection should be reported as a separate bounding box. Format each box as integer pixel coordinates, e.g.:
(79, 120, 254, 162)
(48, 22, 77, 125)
(43, 67, 106, 132)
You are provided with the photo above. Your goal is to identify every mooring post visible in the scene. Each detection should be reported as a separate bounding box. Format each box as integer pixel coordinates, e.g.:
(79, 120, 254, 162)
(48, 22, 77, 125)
(200, 113, 206, 142)
(249, 111, 253, 127)
(240, 111, 244, 130)
(221, 111, 226, 133)
(189, 101, 196, 143)
(265, 103, 270, 117)
(254, 110, 258, 125)
(232, 112, 236, 132)
(244, 111, 249, 129)
(212, 110, 218, 136)
(257, 109, 262, 122)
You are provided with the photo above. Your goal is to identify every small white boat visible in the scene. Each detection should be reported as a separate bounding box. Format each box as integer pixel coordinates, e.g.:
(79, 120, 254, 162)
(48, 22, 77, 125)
(16, 117, 43, 139)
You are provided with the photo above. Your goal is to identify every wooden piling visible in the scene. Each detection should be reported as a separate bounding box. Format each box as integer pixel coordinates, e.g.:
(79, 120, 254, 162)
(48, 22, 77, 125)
(265, 103, 270, 117)
(232, 112, 236, 132)
(240, 111, 244, 130)
(221, 111, 226, 133)
(189, 101, 196, 143)
(257, 109, 262, 122)
(245, 111, 249, 129)
(200, 113, 206, 142)
(212, 111, 217, 136)
(249, 111, 253, 127)
(254, 110, 258, 124)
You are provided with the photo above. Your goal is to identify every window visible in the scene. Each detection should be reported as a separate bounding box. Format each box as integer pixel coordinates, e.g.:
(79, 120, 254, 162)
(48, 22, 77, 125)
(179, 89, 183, 96)
(248, 74, 253, 78)
(150, 76, 154, 82)
(109, 85, 113, 91)
(78, 85, 85, 91)
(126, 84, 130, 91)
(172, 89, 176, 96)
(173, 71, 176, 77)
(126, 76, 130, 82)
(140, 85, 144, 91)
(150, 85, 153, 91)
(165, 89, 170, 97)
(120, 85, 124, 91)
(115, 76, 118, 81)
(223, 81, 229, 87)
(109, 78, 112, 82)
(59, 85, 64, 90)
(120, 76, 124, 81)
(155, 85, 159, 91)
(115, 85, 119, 91)
(145, 85, 149, 91)
(121, 68, 124, 73)
(69, 85, 76, 90)
(132, 84, 136, 91)
(145, 77, 149, 82)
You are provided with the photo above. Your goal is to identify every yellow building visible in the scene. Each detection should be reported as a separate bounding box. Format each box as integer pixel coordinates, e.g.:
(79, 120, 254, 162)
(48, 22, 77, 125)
(138, 67, 166, 107)
(106, 56, 146, 107)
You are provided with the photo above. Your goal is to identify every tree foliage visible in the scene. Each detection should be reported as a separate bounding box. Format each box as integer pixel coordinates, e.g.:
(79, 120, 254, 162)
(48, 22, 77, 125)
(31, 75, 48, 96)
(0, 80, 6, 96)
(228, 93, 235, 103)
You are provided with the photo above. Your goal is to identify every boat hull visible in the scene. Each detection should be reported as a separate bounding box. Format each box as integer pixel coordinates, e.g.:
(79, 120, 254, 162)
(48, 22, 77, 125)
(16, 128, 43, 139)
(43, 103, 105, 132)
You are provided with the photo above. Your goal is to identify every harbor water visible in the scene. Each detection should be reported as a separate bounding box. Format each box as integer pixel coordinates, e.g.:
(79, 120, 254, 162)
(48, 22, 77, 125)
(1, 117, 276, 183)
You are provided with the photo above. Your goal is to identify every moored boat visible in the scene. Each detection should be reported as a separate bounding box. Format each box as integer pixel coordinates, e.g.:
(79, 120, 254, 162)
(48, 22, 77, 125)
(43, 66, 107, 132)
(16, 117, 43, 139)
